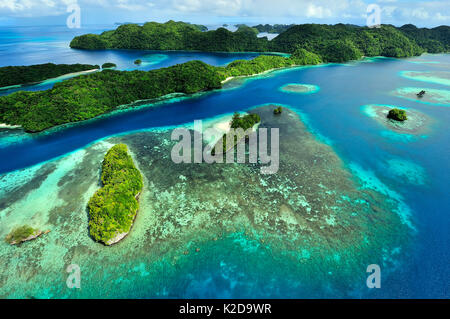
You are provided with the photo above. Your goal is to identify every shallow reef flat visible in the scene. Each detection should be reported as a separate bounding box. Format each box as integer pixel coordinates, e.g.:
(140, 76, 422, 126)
(362, 104, 432, 135)
(399, 71, 450, 86)
(140, 54, 169, 66)
(392, 87, 450, 106)
(279, 83, 320, 94)
(0, 105, 412, 298)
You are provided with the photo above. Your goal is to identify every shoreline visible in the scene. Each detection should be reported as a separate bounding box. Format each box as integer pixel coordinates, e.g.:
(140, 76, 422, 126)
(0, 123, 21, 129)
(0, 68, 100, 91)
(221, 65, 299, 84)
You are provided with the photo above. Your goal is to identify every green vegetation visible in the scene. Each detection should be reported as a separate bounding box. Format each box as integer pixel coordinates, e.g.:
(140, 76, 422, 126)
(5, 225, 38, 244)
(70, 21, 449, 59)
(88, 144, 143, 245)
(0, 63, 99, 88)
(70, 20, 269, 52)
(236, 25, 260, 36)
(399, 24, 450, 53)
(218, 48, 322, 78)
(134, 59, 142, 65)
(271, 24, 425, 61)
(274, 106, 283, 114)
(230, 112, 261, 131)
(387, 108, 408, 121)
(213, 113, 261, 155)
(102, 62, 116, 69)
(0, 60, 222, 132)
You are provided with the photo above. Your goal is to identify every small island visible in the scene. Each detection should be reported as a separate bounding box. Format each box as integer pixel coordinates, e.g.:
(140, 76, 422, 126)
(5, 225, 49, 245)
(362, 104, 430, 136)
(212, 112, 261, 155)
(134, 59, 142, 65)
(88, 144, 143, 246)
(102, 62, 117, 69)
(274, 106, 283, 114)
(387, 108, 408, 121)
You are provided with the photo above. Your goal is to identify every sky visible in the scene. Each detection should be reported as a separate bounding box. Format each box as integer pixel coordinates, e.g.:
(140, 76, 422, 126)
(0, 0, 449, 27)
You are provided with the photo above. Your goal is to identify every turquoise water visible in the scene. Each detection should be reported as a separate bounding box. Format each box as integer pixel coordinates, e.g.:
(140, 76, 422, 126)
(0, 26, 449, 298)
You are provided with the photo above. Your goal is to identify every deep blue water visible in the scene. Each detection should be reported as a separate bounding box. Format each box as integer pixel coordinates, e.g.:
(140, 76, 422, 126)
(0, 26, 449, 298)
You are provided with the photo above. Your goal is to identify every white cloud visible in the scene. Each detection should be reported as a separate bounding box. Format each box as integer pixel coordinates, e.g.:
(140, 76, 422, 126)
(306, 4, 332, 18)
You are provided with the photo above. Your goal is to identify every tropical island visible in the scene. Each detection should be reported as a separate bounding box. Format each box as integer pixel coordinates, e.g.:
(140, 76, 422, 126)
(0, 63, 100, 88)
(212, 112, 261, 155)
(362, 104, 430, 135)
(388, 108, 408, 121)
(88, 144, 143, 246)
(70, 20, 449, 59)
(274, 106, 283, 114)
(5, 225, 49, 245)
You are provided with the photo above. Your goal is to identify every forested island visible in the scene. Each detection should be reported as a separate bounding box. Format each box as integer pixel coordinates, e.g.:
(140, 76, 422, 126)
(388, 108, 408, 121)
(88, 144, 143, 245)
(0, 63, 100, 88)
(70, 21, 449, 59)
(0, 49, 320, 132)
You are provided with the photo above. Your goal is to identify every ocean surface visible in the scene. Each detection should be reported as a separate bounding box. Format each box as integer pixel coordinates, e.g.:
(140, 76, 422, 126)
(0, 25, 449, 299)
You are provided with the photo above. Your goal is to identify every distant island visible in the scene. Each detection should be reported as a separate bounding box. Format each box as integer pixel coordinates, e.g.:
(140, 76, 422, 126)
(0, 63, 100, 88)
(88, 144, 143, 246)
(70, 20, 449, 58)
(253, 24, 295, 34)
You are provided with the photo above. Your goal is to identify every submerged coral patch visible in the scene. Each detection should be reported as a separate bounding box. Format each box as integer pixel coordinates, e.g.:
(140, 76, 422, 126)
(279, 83, 320, 94)
(392, 87, 450, 106)
(399, 71, 450, 86)
(140, 54, 169, 66)
(383, 158, 427, 186)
